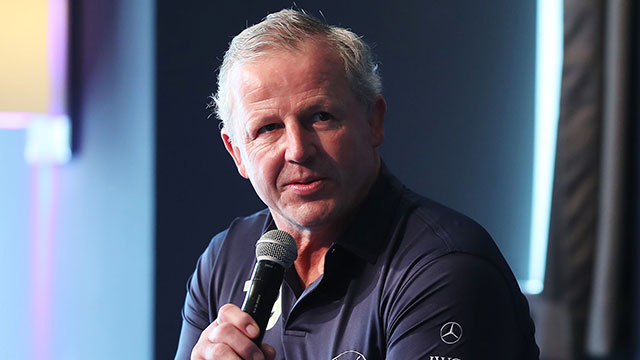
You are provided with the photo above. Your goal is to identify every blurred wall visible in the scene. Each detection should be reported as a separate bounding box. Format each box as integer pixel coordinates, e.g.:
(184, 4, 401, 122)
(155, 0, 535, 357)
(0, 131, 31, 358)
(0, 0, 154, 359)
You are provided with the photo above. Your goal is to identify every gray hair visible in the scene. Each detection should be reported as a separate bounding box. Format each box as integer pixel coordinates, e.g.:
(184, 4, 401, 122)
(212, 9, 382, 140)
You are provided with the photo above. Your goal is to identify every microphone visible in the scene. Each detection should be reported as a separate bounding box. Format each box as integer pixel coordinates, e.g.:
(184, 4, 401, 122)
(242, 229, 297, 345)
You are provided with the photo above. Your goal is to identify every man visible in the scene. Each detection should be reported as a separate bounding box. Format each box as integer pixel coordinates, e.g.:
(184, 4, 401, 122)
(176, 9, 539, 360)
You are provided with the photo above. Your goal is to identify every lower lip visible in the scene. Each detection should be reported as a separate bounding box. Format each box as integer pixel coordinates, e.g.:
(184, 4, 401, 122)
(286, 179, 324, 195)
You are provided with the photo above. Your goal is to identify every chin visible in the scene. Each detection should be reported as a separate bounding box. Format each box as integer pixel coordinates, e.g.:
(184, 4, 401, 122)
(284, 203, 339, 229)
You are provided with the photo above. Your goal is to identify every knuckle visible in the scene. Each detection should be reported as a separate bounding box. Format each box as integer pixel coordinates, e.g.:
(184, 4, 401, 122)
(208, 321, 239, 343)
(209, 343, 231, 358)
(214, 321, 235, 334)
(218, 303, 253, 326)
(190, 342, 207, 360)
(218, 303, 236, 314)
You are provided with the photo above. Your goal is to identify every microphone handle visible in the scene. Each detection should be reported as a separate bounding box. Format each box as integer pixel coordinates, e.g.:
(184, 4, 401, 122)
(241, 260, 285, 345)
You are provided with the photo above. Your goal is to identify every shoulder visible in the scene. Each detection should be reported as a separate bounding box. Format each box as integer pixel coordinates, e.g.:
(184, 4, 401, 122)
(386, 189, 506, 276)
(202, 208, 272, 266)
(384, 251, 517, 325)
(176, 209, 272, 356)
(381, 188, 538, 356)
(196, 208, 272, 295)
(182, 209, 271, 325)
(405, 191, 495, 252)
(383, 252, 538, 357)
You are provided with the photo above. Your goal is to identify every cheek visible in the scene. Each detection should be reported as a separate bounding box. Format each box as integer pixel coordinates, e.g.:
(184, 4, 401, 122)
(327, 129, 370, 161)
(244, 147, 281, 182)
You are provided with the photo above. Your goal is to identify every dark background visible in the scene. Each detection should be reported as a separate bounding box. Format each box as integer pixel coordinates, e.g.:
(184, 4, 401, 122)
(155, 1, 535, 357)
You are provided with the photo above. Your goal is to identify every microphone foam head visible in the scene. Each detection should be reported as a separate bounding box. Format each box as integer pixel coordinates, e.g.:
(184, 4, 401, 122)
(256, 230, 298, 268)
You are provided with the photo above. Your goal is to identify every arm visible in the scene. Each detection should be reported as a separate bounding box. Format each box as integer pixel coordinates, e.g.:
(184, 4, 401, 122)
(175, 250, 217, 359)
(385, 253, 536, 359)
(174, 233, 276, 360)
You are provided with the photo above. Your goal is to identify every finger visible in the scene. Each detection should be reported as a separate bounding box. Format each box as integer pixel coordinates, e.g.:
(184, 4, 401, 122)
(217, 303, 261, 339)
(208, 321, 264, 360)
(261, 343, 277, 360)
(191, 340, 242, 360)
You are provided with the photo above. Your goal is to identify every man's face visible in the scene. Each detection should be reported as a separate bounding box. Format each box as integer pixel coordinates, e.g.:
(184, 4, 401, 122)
(221, 40, 385, 233)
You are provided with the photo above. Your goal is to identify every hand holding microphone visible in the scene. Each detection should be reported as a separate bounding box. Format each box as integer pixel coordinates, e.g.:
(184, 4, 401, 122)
(190, 230, 297, 360)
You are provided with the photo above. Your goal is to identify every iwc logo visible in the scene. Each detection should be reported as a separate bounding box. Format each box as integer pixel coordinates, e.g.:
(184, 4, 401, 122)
(439, 322, 462, 345)
(331, 350, 367, 360)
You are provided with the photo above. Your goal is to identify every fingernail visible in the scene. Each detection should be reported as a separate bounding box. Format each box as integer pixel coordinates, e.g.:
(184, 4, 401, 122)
(246, 324, 259, 338)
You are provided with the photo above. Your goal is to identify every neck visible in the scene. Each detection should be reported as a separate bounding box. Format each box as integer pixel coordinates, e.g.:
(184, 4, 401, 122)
(278, 226, 336, 288)
(273, 162, 382, 288)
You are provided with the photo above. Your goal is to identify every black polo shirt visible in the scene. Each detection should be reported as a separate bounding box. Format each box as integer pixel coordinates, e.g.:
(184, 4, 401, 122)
(175, 168, 539, 359)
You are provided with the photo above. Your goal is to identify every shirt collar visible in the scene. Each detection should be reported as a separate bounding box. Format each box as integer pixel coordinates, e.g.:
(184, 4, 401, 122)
(334, 162, 407, 264)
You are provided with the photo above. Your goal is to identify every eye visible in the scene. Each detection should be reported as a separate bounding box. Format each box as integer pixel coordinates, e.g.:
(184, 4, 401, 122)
(257, 123, 282, 134)
(312, 112, 333, 122)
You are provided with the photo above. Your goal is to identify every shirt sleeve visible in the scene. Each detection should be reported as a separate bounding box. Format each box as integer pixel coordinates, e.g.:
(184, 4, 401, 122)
(385, 252, 535, 359)
(174, 236, 222, 360)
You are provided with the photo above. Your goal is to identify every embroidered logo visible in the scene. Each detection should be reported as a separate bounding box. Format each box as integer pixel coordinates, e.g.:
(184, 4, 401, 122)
(440, 322, 462, 345)
(332, 350, 368, 360)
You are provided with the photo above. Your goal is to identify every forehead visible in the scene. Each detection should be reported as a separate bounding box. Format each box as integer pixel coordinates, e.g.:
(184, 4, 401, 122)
(229, 40, 350, 105)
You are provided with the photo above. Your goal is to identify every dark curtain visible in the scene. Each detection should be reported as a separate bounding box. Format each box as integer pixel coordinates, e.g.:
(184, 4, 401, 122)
(543, 0, 603, 357)
(537, 0, 637, 359)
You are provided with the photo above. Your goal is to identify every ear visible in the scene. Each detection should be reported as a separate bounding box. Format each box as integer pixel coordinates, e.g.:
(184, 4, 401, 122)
(369, 94, 386, 147)
(221, 128, 249, 179)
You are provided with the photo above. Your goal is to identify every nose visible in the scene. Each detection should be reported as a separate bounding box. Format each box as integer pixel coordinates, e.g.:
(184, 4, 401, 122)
(284, 121, 316, 164)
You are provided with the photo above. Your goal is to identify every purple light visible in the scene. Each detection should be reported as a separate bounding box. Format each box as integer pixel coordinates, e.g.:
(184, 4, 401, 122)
(27, 1, 68, 359)
(0, 113, 35, 129)
(30, 164, 57, 360)
(48, 0, 68, 115)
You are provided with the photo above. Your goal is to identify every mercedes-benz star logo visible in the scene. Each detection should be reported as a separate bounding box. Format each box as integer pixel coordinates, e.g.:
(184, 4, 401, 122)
(440, 321, 462, 345)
